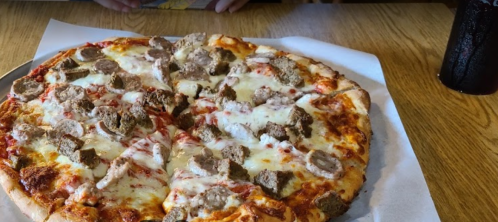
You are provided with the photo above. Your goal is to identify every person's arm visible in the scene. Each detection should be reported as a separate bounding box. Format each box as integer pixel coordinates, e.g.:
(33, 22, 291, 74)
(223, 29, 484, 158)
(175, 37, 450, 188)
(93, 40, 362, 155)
(215, 0, 250, 13)
(94, 0, 140, 12)
(94, 0, 250, 13)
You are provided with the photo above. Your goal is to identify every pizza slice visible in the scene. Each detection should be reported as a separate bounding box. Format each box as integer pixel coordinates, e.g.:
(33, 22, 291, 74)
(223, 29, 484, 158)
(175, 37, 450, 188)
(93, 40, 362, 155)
(156, 34, 371, 221)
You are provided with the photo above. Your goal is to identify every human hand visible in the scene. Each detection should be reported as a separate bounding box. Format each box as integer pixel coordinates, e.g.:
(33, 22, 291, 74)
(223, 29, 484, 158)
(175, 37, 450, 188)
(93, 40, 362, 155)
(215, 0, 250, 13)
(94, 0, 140, 12)
(94, 0, 249, 13)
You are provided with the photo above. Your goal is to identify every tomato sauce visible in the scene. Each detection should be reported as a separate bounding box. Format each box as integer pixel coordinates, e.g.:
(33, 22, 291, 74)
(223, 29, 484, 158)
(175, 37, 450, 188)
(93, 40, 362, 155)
(28, 65, 49, 82)
(230, 184, 254, 199)
(5, 135, 16, 147)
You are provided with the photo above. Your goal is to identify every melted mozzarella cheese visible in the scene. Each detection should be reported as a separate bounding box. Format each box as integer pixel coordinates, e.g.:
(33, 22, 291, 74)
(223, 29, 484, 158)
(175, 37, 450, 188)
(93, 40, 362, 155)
(30, 132, 127, 180)
(44, 71, 58, 85)
(189, 95, 320, 198)
(72, 74, 111, 88)
(148, 130, 173, 146)
(176, 80, 202, 98)
(169, 173, 221, 195)
(163, 189, 189, 211)
(55, 154, 94, 181)
(102, 45, 150, 74)
(167, 141, 204, 175)
(100, 172, 168, 209)
(295, 93, 324, 113)
(174, 47, 192, 63)
(22, 97, 130, 178)
(138, 71, 173, 91)
(14, 90, 128, 183)
(121, 137, 168, 171)
(244, 144, 311, 197)
(166, 125, 178, 143)
(175, 75, 225, 94)
(243, 148, 282, 177)
(29, 138, 58, 162)
(99, 133, 170, 209)
(294, 93, 362, 156)
(198, 132, 311, 199)
(82, 133, 126, 161)
(213, 104, 291, 133)
(121, 91, 144, 104)
(224, 195, 242, 210)
(41, 100, 65, 126)
(30, 138, 95, 184)
(92, 162, 109, 179)
(231, 71, 296, 103)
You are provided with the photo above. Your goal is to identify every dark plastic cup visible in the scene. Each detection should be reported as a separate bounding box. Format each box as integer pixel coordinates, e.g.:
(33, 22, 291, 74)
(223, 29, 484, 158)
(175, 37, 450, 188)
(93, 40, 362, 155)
(438, 0, 498, 95)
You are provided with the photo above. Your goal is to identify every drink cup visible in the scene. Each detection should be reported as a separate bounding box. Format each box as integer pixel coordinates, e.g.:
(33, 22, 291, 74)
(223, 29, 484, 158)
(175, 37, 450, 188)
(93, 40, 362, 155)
(439, 0, 498, 95)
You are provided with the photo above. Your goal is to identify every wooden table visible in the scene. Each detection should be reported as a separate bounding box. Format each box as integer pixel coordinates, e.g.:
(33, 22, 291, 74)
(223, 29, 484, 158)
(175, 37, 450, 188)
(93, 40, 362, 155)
(0, 2, 497, 221)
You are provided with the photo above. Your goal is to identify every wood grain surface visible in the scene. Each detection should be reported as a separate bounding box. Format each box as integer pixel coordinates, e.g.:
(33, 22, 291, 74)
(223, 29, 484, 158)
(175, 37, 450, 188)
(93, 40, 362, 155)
(1, 2, 497, 221)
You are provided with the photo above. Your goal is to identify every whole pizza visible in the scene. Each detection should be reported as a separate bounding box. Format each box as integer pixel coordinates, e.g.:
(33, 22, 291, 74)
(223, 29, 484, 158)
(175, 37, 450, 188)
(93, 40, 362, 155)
(0, 33, 371, 222)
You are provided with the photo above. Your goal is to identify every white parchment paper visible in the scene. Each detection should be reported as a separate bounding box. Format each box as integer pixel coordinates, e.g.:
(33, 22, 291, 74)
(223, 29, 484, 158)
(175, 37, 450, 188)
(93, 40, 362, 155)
(1, 19, 440, 222)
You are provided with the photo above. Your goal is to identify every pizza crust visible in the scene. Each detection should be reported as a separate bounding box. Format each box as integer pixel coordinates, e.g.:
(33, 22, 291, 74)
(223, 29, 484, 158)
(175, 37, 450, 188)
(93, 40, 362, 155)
(0, 164, 49, 222)
(343, 88, 372, 162)
(45, 211, 68, 222)
(0, 98, 52, 222)
(208, 195, 297, 222)
(235, 203, 296, 222)
(345, 88, 371, 114)
(102, 37, 119, 41)
(0, 99, 49, 222)
(26, 50, 71, 79)
(46, 204, 99, 222)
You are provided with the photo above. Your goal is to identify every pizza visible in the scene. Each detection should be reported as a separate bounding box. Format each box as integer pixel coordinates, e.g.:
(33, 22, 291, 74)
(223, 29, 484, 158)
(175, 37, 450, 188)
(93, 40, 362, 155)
(0, 33, 371, 222)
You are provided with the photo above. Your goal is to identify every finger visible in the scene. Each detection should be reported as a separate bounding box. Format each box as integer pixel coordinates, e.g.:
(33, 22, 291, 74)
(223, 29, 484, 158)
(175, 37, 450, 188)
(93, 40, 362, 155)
(95, 0, 132, 12)
(121, 5, 132, 12)
(117, 0, 140, 8)
(215, 0, 236, 13)
(228, 0, 250, 13)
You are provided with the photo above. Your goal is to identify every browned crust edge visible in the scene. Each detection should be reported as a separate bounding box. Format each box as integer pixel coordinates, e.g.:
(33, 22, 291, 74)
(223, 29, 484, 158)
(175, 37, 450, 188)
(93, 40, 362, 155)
(0, 164, 49, 222)
(0, 97, 50, 221)
(0, 37, 153, 222)
(0, 47, 77, 222)
(26, 50, 66, 78)
(46, 204, 99, 222)
(45, 210, 67, 222)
